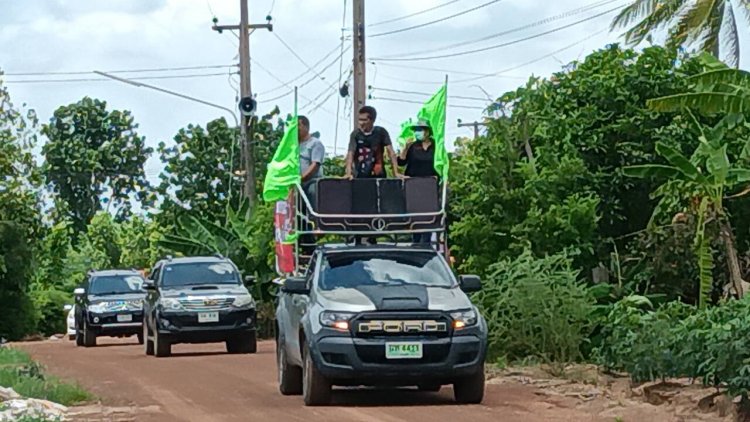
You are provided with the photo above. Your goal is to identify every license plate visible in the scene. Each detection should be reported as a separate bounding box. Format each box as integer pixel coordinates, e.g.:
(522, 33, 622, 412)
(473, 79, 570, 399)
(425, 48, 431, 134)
(198, 312, 219, 323)
(116, 314, 132, 322)
(386, 342, 423, 359)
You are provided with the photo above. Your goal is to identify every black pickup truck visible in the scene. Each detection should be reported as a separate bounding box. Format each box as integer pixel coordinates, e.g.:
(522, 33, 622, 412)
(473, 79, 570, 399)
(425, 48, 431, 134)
(74, 269, 146, 347)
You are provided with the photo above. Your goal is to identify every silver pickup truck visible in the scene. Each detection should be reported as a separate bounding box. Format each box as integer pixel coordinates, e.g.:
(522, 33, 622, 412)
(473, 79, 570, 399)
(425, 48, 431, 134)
(275, 243, 487, 406)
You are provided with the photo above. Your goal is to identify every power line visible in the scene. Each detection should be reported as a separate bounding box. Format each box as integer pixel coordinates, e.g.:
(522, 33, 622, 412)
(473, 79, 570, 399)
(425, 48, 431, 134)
(370, 86, 489, 102)
(4, 72, 233, 84)
(370, 61, 527, 78)
(368, 0, 462, 27)
(378, 0, 622, 58)
(252, 57, 338, 116)
(453, 27, 608, 83)
(4, 64, 236, 77)
(369, 0, 505, 38)
(370, 96, 486, 110)
(273, 32, 329, 86)
(372, 4, 623, 61)
(258, 43, 343, 95)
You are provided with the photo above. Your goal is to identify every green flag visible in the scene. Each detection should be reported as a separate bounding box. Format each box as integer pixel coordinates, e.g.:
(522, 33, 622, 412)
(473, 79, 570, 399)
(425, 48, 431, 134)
(262, 115, 300, 202)
(418, 83, 448, 180)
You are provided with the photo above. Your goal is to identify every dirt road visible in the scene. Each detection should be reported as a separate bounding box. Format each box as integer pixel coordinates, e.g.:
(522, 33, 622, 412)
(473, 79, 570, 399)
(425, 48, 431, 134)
(17, 338, 606, 422)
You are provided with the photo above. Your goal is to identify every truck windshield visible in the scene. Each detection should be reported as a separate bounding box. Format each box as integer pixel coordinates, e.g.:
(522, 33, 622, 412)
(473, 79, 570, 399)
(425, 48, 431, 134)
(319, 251, 455, 290)
(90, 275, 144, 295)
(161, 262, 240, 288)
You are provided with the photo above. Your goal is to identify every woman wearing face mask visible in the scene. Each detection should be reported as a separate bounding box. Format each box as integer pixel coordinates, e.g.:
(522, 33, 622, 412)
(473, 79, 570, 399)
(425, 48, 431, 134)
(397, 119, 439, 179)
(398, 119, 439, 245)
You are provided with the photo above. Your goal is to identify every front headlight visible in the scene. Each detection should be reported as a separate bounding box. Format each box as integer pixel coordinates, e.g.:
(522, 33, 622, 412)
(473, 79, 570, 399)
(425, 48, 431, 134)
(159, 298, 184, 311)
(88, 302, 108, 313)
(450, 309, 478, 329)
(128, 299, 143, 310)
(319, 311, 355, 331)
(231, 294, 255, 309)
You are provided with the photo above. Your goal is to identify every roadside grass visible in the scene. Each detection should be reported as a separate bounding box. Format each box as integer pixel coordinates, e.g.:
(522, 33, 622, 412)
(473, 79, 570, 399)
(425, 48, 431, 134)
(0, 347, 91, 406)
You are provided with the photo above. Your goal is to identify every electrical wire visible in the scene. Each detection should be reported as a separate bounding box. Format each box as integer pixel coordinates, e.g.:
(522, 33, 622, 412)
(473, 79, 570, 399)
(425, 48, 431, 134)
(371, 61, 527, 78)
(453, 27, 608, 83)
(334, 0, 348, 156)
(370, 96, 485, 110)
(273, 32, 329, 86)
(4, 64, 236, 77)
(369, 0, 505, 38)
(372, 4, 623, 61)
(370, 87, 488, 102)
(4, 72, 234, 84)
(253, 58, 338, 116)
(368, 0, 462, 27)
(377, 0, 622, 58)
(259, 43, 343, 95)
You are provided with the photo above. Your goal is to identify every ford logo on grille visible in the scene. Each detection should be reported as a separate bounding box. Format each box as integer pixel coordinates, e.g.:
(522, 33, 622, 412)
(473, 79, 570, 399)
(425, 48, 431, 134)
(358, 320, 447, 333)
(203, 298, 219, 306)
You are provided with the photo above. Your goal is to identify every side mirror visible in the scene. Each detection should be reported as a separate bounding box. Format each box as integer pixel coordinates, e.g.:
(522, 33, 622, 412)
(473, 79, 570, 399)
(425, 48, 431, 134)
(63, 304, 73, 311)
(459, 275, 482, 293)
(244, 275, 256, 284)
(142, 280, 156, 291)
(281, 277, 310, 295)
(73, 288, 85, 296)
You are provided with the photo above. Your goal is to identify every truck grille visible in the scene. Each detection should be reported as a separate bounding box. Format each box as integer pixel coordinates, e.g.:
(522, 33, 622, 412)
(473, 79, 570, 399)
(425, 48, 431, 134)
(352, 312, 452, 338)
(179, 297, 234, 311)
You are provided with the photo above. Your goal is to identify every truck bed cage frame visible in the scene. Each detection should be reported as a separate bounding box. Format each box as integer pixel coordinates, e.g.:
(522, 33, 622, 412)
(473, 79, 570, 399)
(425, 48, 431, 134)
(276, 177, 449, 275)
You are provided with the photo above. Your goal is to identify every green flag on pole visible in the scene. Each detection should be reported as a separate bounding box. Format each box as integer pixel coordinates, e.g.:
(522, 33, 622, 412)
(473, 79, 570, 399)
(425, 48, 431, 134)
(262, 114, 300, 202)
(418, 82, 448, 180)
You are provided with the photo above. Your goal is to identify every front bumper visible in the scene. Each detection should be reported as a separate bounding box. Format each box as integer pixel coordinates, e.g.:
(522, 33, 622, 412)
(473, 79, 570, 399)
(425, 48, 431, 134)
(156, 308, 256, 343)
(87, 310, 143, 335)
(310, 329, 486, 385)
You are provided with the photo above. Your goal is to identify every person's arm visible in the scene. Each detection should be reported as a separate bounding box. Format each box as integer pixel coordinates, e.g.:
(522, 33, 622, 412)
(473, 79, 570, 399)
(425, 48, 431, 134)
(344, 133, 355, 179)
(397, 142, 412, 166)
(302, 141, 325, 182)
(382, 130, 402, 178)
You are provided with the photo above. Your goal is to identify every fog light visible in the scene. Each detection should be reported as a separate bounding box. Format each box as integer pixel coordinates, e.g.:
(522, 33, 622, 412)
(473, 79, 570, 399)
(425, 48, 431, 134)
(93, 317, 100, 323)
(246, 317, 253, 324)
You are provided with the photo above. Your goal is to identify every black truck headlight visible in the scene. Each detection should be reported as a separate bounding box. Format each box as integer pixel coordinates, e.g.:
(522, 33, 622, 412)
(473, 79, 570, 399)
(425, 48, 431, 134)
(450, 309, 478, 329)
(319, 311, 354, 331)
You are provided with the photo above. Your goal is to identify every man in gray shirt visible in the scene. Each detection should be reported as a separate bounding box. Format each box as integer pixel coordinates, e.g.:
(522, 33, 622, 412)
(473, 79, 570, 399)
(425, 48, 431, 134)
(298, 115, 325, 210)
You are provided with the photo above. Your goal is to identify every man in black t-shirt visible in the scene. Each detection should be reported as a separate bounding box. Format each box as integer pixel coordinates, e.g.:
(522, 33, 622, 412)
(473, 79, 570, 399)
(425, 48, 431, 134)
(345, 106, 402, 179)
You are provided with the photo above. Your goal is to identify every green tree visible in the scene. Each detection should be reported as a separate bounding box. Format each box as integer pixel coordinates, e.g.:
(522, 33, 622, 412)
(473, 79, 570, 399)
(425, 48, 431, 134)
(611, 0, 750, 67)
(42, 97, 152, 233)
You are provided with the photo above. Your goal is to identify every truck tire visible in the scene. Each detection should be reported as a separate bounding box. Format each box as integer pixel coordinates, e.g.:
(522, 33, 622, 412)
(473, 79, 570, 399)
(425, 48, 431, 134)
(154, 329, 171, 358)
(277, 341, 302, 395)
(143, 323, 154, 356)
(82, 321, 97, 348)
(75, 325, 83, 347)
(226, 332, 257, 354)
(302, 343, 331, 406)
(137, 331, 144, 345)
(453, 366, 485, 404)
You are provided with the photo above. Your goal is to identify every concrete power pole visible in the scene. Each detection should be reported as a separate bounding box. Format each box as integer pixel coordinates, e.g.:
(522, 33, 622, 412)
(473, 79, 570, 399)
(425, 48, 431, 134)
(457, 121, 487, 139)
(352, 0, 366, 128)
(212, 0, 272, 207)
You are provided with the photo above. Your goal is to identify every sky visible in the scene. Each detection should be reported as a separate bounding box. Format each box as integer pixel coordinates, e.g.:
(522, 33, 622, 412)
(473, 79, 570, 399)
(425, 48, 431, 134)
(2, 0, 749, 188)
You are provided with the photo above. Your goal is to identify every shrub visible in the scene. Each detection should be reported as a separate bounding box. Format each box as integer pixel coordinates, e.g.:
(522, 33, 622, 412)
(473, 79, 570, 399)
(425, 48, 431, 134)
(473, 250, 595, 370)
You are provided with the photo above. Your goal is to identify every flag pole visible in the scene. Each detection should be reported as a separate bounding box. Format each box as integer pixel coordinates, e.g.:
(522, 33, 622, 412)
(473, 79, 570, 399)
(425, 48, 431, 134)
(294, 86, 298, 116)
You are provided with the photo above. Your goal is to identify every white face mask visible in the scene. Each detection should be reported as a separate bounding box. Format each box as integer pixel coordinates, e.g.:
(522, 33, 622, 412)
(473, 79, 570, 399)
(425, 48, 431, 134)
(414, 130, 425, 141)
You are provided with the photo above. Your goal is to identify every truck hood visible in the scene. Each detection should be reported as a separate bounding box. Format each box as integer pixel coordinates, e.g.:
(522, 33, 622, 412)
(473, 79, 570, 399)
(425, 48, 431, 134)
(89, 292, 145, 302)
(316, 285, 472, 312)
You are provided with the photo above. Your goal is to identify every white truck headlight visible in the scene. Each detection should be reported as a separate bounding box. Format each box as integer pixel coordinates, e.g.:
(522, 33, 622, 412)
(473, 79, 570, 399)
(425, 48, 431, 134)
(450, 309, 478, 329)
(231, 294, 255, 309)
(320, 311, 355, 331)
(159, 298, 184, 311)
(88, 302, 108, 313)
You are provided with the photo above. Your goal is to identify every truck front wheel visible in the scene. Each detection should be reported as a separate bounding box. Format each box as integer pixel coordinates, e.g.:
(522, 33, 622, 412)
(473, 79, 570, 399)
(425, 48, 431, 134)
(453, 366, 485, 404)
(302, 343, 330, 406)
(277, 341, 302, 395)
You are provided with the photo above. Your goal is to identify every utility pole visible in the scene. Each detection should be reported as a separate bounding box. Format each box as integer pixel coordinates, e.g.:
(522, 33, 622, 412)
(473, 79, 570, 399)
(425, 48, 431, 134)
(352, 0, 366, 128)
(212, 1, 272, 207)
(457, 121, 487, 139)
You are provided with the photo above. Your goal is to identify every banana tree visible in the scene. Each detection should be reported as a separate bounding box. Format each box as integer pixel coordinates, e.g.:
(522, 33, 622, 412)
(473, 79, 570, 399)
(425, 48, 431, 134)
(646, 67, 750, 116)
(624, 121, 750, 307)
